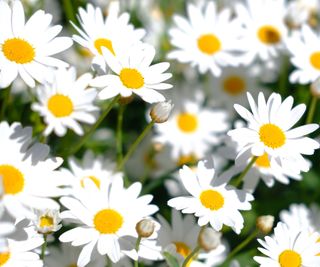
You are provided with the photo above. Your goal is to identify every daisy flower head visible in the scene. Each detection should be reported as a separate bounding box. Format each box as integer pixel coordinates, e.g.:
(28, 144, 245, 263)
(0, 121, 67, 219)
(31, 67, 99, 137)
(286, 25, 320, 84)
(228, 92, 319, 171)
(90, 42, 172, 103)
(31, 209, 62, 235)
(235, 0, 288, 64)
(254, 222, 320, 267)
(168, 1, 243, 76)
(0, 0, 73, 88)
(72, 2, 145, 71)
(168, 161, 254, 234)
(59, 177, 158, 266)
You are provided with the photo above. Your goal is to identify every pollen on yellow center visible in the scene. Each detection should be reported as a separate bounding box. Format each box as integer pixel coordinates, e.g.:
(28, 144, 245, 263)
(2, 38, 35, 64)
(278, 250, 302, 267)
(255, 153, 270, 168)
(0, 165, 24, 195)
(177, 113, 198, 133)
(93, 209, 123, 234)
(197, 33, 221, 55)
(119, 68, 144, 89)
(80, 176, 101, 189)
(47, 94, 74, 118)
(259, 123, 286, 149)
(39, 215, 54, 228)
(310, 51, 320, 70)
(223, 76, 246, 95)
(257, 25, 281, 45)
(200, 189, 224, 211)
(174, 242, 193, 266)
(94, 38, 115, 55)
(0, 252, 10, 266)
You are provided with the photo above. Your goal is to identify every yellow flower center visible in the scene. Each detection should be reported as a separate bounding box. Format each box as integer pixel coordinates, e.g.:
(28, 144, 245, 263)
(119, 68, 144, 89)
(278, 250, 302, 267)
(93, 209, 123, 234)
(255, 153, 270, 168)
(0, 165, 24, 195)
(177, 154, 198, 166)
(39, 215, 54, 228)
(0, 252, 10, 266)
(174, 242, 193, 267)
(259, 123, 286, 149)
(197, 33, 221, 55)
(80, 176, 101, 189)
(47, 94, 74, 118)
(177, 113, 198, 133)
(2, 38, 35, 64)
(223, 76, 246, 95)
(200, 189, 224, 210)
(94, 38, 115, 56)
(310, 52, 320, 70)
(257, 25, 281, 45)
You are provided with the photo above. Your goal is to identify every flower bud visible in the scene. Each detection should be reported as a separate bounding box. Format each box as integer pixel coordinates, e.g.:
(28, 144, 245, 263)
(198, 227, 222, 252)
(33, 209, 62, 235)
(256, 215, 274, 234)
(310, 77, 320, 97)
(150, 100, 173, 123)
(136, 219, 155, 238)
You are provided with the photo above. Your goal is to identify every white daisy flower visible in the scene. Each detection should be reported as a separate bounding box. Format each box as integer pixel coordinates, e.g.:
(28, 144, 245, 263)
(168, 161, 254, 234)
(59, 177, 158, 266)
(31, 67, 99, 137)
(228, 92, 319, 171)
(90, 43, 172, 103)
(72, 2, 145, 70)
(31, 209, 62, 235)
(0, 121, 66, 219)
(286, 25, 320, 84)
(0, 0, 72, 88)
(235, 0, 288, 64)
(168, 1, 242, 76)
(157, 209, 227, 267)
(254, 222, 320, 267)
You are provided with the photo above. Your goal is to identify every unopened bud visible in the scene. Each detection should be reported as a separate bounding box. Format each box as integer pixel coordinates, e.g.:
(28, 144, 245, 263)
(150, 100, 173, 123)
(34, 209, 62, 235)
(256, 215, 274, 234)
(198, 227, 222, 252)
(136, 219, 155, 238)
(310, 77, 320, 97)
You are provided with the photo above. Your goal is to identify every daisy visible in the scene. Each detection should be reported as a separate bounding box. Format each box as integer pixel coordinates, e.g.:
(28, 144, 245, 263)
(286, 25, 320, 84)
(31, 67, 99, 137)
(72, 2, 145, 70)
(31, 209, 62, 235)
(235, 0, 288, 64)
(90, 42, 172, 103)
(0, 121, 67, 219)
(168, 1, 242, 76)
(168, 161, 254, 234)
(0, 0, 72, 88)
(228, 92, 319, 171)
(254, 222, 320, 266)
(59, 177, 158, 266)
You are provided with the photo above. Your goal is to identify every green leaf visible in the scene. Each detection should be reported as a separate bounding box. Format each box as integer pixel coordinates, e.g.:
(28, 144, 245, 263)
(163, 252, 180, 267)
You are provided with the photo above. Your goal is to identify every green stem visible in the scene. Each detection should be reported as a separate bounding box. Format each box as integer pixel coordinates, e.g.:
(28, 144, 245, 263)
(40, 234, 47, 260)
(134, 236, 142, 267)
(116, 120, 155, 172)
(62, 0, 77, 24)
(106, 255, 112, 267)
(278, 55, 289, 96)
(0, 86, 11, 121)
(116, 104, 125, 167)
(65, 95, 120, 156)
(306, 95, 318, 124)
(233, 156, 258, 188)
(182, 246, 201, 267)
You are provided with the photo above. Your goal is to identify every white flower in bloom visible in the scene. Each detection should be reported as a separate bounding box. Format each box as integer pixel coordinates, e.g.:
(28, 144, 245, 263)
(235, 0, 288, 64)
(91, 43, 172, 103)
(59, 177, 158, 266)
(0, 121, 66, 219)
(168, 161, 254, 234)
(32, 67, 98, 137)
(254, 222, 320, 267)
(32, 209, 62, 234)
(168, 1, 242, 76)
(228, 92, 319, 172)
(286, 25, 320, 84)
(73, 2, 145, 70)
(0, 0, 72, 88)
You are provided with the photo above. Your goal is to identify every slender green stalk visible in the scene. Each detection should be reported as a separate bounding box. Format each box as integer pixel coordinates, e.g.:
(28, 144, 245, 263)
(116, 120, 155, 171)
(106, 255, 112, 267)
(66, 95, 120, 156)
(306, 95, 318, 124)
(182, 246, 201, 267)
(233, 156, 258, 188)
(116, 104, 125, 167)
(0, 86, 11, 121)
(40, 234, 47, 260)
(278, 56, 289, 96)
(62, 0, 77, 24)
(134, 236, 142, 267)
